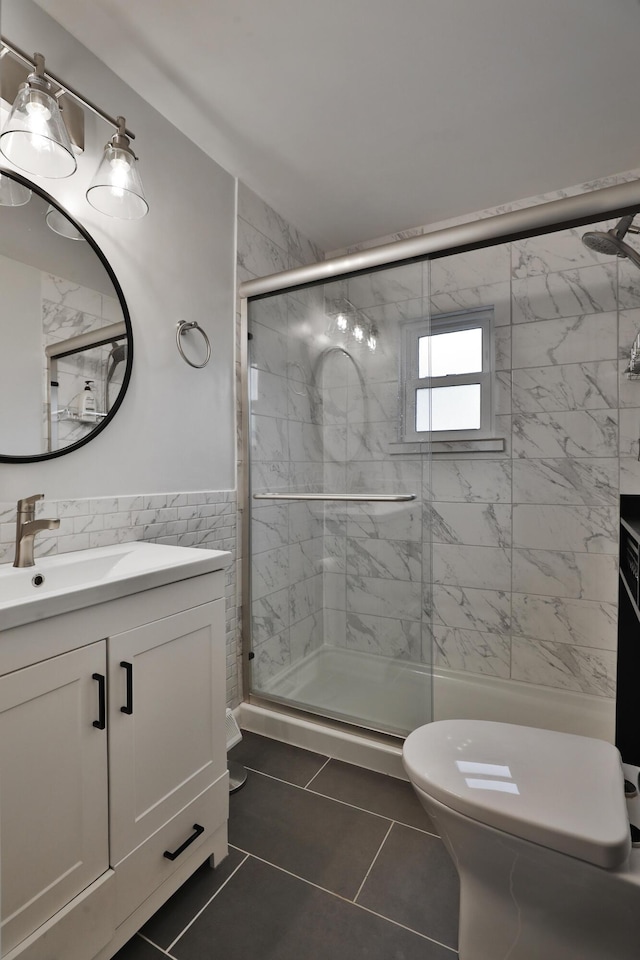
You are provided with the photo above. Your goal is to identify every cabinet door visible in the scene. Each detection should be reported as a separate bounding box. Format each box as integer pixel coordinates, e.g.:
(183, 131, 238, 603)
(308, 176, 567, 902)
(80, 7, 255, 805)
(108, 599, 227, 864)
(0, 641, 109, 955)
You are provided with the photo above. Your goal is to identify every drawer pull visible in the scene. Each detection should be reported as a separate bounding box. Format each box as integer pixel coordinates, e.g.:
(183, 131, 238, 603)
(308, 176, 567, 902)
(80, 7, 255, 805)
(92, 673, 106, 729)
(163, 823, 205, 861)
(120, 661, 133, 715)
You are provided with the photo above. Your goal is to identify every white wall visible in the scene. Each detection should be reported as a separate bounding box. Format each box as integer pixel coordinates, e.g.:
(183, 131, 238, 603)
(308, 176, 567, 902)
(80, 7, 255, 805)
(0, 0, 236, 500)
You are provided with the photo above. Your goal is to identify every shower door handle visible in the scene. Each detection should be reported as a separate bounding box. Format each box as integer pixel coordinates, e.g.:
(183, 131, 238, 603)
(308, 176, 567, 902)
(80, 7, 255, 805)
(253, 493, 416, 502)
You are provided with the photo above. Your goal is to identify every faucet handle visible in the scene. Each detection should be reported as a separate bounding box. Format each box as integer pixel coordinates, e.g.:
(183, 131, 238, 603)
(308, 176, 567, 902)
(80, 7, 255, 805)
(17, 494, 44, 514)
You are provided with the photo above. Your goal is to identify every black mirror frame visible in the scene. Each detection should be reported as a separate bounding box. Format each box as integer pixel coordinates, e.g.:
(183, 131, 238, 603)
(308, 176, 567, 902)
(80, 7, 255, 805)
(0, 168, 134, 464)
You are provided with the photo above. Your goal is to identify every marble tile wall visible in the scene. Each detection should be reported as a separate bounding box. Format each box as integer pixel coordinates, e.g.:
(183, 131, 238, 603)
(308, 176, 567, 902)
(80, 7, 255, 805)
(319, 168, 640, 706)
(0, 490, 240, 706)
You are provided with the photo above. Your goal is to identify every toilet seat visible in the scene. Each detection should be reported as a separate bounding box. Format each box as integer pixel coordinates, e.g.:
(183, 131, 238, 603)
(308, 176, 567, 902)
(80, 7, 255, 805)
(403, 719, 631, 869)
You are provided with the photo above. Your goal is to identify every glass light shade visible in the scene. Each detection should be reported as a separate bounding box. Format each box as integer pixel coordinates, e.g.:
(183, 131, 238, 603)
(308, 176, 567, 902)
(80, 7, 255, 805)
(0, 173, 31, 206)
(45, 204, 85, 240)
(0, 83, 77, 178)
(86, 143, 148, 220)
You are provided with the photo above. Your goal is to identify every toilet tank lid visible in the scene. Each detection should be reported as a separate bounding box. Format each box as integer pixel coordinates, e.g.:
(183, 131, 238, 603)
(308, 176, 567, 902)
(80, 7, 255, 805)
(403, 720, 631, 869)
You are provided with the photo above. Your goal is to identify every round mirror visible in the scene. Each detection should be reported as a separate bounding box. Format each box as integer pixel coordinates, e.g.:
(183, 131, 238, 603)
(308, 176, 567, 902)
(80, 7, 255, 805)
(0, 169, 132, 462)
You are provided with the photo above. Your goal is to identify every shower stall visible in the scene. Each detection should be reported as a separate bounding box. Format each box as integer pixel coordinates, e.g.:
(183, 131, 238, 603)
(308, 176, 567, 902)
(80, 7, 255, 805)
(241, 180, 640, 741)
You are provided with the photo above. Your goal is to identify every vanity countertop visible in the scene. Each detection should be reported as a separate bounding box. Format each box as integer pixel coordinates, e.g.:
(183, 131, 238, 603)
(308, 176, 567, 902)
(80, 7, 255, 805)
(0, 541, 230, 631)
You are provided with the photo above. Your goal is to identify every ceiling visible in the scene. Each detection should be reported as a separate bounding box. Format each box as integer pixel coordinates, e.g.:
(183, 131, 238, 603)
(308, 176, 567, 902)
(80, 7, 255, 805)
(33, 0, 640, 251)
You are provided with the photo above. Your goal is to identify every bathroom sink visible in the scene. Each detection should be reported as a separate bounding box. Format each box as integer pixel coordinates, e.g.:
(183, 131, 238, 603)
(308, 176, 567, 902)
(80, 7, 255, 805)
(0, 541, 230, 630)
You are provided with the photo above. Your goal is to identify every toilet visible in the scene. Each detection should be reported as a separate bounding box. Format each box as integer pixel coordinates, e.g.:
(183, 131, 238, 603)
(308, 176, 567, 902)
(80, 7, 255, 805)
(403, 719, 640, 960)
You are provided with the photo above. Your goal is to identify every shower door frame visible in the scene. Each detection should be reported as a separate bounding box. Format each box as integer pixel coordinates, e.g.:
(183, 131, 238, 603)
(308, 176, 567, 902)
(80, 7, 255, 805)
(239, 177, 640, 731)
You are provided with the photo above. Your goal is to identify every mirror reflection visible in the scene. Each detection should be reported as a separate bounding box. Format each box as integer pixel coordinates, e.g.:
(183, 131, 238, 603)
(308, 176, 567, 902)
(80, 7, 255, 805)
(0, 170, 131, 460)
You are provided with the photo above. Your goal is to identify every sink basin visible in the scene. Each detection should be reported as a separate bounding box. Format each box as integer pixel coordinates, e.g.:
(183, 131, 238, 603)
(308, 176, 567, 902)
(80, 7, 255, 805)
(0, 542, 230, 630)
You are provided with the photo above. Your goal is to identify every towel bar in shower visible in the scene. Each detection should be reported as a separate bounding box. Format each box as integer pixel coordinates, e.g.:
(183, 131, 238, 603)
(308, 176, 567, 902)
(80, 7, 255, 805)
(252, 493, 416, 502)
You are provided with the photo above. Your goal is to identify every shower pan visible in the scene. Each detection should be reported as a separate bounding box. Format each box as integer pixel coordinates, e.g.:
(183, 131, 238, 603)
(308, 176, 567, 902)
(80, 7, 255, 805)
(241, 178, 640, 741)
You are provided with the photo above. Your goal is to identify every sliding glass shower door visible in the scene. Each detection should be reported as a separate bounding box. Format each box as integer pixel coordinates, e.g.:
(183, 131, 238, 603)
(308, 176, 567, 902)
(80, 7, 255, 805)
(246, 262, 433, 736)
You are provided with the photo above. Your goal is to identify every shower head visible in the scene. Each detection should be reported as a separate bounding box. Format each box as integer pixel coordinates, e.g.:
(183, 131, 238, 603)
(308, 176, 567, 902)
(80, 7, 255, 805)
(108, 341, 127, 365)
(582, 215, 640, 270)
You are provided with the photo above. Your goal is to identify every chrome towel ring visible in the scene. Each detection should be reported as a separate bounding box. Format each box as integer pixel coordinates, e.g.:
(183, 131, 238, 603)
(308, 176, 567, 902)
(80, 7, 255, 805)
(176, 320, 211, 368)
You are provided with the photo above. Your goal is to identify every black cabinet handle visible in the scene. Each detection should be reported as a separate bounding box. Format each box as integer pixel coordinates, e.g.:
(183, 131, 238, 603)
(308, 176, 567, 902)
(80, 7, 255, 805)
(120, 661, 133, 714)
(163, 823, 205, 861)
(92, 673, 106, 729)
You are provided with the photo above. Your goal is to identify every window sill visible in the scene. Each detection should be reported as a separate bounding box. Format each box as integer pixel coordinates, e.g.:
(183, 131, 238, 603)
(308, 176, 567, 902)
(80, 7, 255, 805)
(389, 437, 506, 456)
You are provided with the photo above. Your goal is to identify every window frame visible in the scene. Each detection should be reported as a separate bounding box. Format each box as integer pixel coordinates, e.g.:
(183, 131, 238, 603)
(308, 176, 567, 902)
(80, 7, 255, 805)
(400, 307, 495, 443)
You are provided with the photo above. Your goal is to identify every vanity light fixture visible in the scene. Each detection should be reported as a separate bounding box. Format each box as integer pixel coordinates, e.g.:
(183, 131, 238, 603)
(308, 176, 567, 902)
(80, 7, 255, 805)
(86, 117, 148, 220)
(0, 52, 76, 178)
(0, 170, 31, 206)
(0, 37, 149, 219)
(45, 204, 86, 241)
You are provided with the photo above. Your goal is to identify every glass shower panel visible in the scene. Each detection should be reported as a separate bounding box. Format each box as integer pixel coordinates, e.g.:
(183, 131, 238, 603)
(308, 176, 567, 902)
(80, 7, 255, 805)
(247, 261, 433, 736)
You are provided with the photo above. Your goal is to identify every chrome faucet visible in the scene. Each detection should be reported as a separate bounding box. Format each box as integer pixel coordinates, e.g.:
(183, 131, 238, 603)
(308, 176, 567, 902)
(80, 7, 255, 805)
(13, 494, 60, 568)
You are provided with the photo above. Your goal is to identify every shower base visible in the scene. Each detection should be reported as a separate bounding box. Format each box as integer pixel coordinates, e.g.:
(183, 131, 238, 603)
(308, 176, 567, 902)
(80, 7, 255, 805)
(257, 644, 615, 743)
(260, 646, 432, 737)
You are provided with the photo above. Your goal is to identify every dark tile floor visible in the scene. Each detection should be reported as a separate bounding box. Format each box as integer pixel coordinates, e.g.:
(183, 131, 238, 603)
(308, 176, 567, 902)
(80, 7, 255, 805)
(116, 732, 460, 960)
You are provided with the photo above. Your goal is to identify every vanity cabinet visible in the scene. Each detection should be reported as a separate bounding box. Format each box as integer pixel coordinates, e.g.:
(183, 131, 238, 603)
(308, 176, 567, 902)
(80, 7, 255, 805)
(0, 560, 230, 960)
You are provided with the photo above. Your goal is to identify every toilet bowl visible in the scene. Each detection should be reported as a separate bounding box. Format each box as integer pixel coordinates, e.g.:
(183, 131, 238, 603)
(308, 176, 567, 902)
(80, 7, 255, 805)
(403, 719, 640, 960)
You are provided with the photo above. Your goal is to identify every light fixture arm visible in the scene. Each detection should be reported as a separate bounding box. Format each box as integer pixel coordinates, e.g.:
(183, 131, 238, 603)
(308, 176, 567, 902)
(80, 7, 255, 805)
(0, 35, 135, 140)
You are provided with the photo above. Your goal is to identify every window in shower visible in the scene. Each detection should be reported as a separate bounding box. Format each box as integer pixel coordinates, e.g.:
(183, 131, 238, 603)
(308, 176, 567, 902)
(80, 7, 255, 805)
(400, 307, 494, 442)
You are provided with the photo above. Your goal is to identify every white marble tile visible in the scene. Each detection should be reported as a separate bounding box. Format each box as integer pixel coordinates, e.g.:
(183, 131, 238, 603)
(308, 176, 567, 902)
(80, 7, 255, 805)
(251, 588, 289, 644)
(250, 369, 289, 420)
(620, 457, 640, 494)
(289, 421, 326, 462)
(619, 308, 640, 360)
(346, 458, 422, 493)
(252, 631, 291, 689)
(430, 280, 511, 326)
(511, 222, 616, 277)
(619, 360, 640, 408)
(251, 415, 289, 462)
(512, 263, 617, 323)
(288, 502, 323, 543)
(322, 535, 347, 574)
(249, 294, 288, 335)
(346, 612, 421, 660)
(433, 543, 511, 591)
(346, 537, 422, 581)
(250, 503, 289, 553)
(619, 408, 640, 458)
(252, 545, 289, 600)
(512, 312, 618, 368)
(323, 608, 347, 646)
(323, 571, 346, 611)
(42, 274, 103, 315)
(430, 245, 511, 295)
(512, 458, 618, 505)
(428, 502, 511, 547)
(346, 262, 424, 310)
(511, 637, 616, 697)
(360, 295, 425, 327)
(618, 259, 640, 310)
(512, 410, 618, 459)
(512, 504, 618, 554)
(346, 575, 422, 621)
(290, 612, 324, 663)
(426, 459, 512, 502)
(430, 624, 511, 678)
(238, 183, 290, 253)
(346, 500, 423, 542)
(512, 548, 618, 602)
(495, 324, 511, 371)
(512, 361, 618, 413)
(346, 420, 397, 460)
(249, 322, 289, 377)
(288, 380, 321, 425)
(289, 538, 325, 582)
(290, 574, 323, 624)
(431, 585, 511, 633)
(237, 216, 288, 279)
(511, 594, 617, 649)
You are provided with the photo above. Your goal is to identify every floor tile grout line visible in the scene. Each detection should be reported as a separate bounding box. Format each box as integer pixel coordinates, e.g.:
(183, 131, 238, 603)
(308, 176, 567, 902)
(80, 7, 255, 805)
(164, 853, 250, 954)
(303, 756, 332, 789)
(230, 846, 458, 954)
(240, 765, 439, 838)
(353, 821, 394, 903)
(137, 933, 180, 959)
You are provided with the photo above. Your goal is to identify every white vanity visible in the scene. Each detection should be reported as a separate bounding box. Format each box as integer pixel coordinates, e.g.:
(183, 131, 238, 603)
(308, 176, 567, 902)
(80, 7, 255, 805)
(0, 542, 231, 960)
